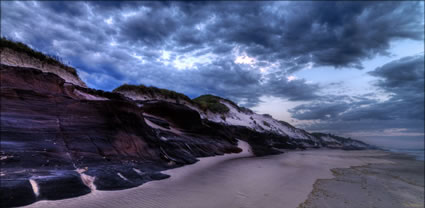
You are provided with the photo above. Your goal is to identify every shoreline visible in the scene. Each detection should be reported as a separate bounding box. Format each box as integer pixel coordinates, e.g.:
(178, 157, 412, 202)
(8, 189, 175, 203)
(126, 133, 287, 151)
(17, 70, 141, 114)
(299, 151, 424, 208)
(22, 140, 255, 208)
(385, 148, 425, 161)
(23, 148, 422, 208)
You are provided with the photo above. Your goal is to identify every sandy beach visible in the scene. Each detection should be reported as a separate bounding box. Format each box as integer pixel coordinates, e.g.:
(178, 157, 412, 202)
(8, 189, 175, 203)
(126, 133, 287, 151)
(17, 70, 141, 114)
(23, 145, 423, 208)
(300, 152, 424, 208)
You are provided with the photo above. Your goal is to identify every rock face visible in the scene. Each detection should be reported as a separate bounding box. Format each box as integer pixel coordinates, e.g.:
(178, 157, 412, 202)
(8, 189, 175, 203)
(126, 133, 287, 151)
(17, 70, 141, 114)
(0, 65, 240, 207)
(0, 43, 374, 207)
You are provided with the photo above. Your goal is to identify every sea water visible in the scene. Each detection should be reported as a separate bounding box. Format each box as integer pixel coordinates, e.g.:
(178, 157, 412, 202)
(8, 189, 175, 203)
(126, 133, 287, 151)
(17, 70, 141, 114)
(389, 148, 425, 161)
(358, 136, 424, 161)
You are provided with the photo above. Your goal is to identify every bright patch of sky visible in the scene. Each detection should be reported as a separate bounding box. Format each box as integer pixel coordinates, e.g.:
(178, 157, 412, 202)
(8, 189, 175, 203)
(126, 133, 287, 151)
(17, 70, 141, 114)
(104, 17, 113, 25)
(132, 53, 144, 63)
(233, 46, 257, 67)
(234, 55, 256, 65)
(122, 11, 138, 18)
(171, 52, 216, 70)
(251, 96, 308, 124)
(161, 50, 171, 60)
(286, 75, 297, 82)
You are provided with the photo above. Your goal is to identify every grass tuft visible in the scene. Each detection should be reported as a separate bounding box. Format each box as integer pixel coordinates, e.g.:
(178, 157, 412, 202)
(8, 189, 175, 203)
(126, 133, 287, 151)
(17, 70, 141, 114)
(0, 37, 78, 76)
(113, 84, 192, 103)
(193, 94, 230, 114)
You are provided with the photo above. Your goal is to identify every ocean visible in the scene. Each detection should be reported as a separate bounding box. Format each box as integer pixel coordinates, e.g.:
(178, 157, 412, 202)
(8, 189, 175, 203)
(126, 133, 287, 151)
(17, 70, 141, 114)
(357, 136, 424, 161)
(388, 148, 425, 161)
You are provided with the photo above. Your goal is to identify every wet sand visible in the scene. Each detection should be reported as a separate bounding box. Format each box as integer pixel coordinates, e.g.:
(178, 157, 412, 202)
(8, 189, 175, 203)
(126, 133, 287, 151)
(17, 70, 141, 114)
(24, 147, 422, 208)
(299, 153, 424, 208)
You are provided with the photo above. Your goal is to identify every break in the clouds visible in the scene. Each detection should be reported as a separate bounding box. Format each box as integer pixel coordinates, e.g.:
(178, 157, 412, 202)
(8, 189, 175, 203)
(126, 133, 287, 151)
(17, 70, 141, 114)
(290, 54, 424, 140)
(1, 1, 424, 143)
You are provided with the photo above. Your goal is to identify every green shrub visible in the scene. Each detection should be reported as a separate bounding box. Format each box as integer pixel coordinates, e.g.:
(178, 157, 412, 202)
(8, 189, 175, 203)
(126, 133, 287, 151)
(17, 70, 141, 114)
(193, 94, 230, 114)
(0, 37, 78, 76)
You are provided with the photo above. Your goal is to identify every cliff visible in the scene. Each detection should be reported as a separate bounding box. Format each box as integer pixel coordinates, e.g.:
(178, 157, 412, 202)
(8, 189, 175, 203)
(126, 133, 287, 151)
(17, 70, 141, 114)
(0, 40, 373, 207)
(0, 38, 86, 87)
(0, 64, 242, 207)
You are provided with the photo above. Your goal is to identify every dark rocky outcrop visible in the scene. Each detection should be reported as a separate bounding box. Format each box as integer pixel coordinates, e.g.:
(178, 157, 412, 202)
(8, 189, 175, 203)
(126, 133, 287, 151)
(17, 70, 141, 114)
(0, 180, 37, 207)
(33, 171, 91, 200)
(0, 65, 240, 207)
(142, 100, 203, 131)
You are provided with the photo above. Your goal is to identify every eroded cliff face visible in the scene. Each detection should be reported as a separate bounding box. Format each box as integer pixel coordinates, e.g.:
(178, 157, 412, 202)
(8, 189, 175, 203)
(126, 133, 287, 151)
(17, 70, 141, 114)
(0, 51, 373, 207)
(114, 86, 374, 153)
(0, 65, 242, 207)
(0, 47, 87, 87)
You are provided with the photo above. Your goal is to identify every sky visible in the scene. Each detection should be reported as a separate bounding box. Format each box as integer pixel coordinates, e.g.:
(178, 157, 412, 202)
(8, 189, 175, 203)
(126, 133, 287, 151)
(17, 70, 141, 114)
(1, 1, 424, 148)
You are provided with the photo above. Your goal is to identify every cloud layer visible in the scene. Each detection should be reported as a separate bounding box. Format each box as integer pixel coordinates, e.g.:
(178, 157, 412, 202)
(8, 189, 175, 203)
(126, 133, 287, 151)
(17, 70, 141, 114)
(2, 2, 423, 103)
(290, 54, 424, 137)
(1, 1, 424, 140)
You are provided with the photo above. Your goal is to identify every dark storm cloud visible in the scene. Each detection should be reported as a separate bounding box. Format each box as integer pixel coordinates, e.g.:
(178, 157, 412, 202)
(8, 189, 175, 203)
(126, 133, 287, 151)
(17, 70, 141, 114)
(265, 72, 320, 101)
(289, 95, 376, 120)
(43, 2, 89, 17)
(193, 1, 423, 69)
(1, 1, 423, 107)
(370, 55, 424, 93)
(344, 55, 425, 121)
(290, 55, 424, 136)
(119, 8, 180, 46)
(290, 102, 351, 120)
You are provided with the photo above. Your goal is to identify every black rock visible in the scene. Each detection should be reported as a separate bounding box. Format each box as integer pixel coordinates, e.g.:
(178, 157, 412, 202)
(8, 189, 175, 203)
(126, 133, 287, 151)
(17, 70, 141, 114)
(34, 171, 91, 200)
(0, 180, 37, 207)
